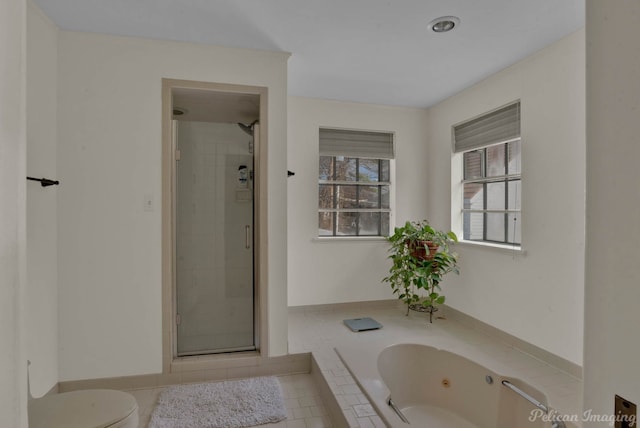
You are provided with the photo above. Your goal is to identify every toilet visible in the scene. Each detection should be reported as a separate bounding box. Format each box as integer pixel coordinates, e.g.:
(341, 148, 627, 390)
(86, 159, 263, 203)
(29, 389, 138, 428)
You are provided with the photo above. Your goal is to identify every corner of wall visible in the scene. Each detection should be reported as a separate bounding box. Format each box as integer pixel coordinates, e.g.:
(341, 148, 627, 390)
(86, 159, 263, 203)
(26, 0, 60, 396)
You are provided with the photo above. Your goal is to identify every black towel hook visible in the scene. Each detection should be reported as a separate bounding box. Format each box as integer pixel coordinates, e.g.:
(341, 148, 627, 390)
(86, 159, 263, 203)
(27, 177, 59, 187)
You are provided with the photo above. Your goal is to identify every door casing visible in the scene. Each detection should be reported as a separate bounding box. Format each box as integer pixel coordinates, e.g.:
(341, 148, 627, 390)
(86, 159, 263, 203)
(161, 78, 269, 372)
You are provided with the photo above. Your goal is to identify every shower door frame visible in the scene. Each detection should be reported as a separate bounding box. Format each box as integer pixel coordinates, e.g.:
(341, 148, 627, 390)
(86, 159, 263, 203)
(161, 78, 269, 372)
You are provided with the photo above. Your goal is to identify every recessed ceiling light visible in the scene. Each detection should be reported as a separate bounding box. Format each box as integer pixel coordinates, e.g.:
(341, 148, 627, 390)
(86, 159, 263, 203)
(428, 16, 460, 33)
(173, 107, 188, 116)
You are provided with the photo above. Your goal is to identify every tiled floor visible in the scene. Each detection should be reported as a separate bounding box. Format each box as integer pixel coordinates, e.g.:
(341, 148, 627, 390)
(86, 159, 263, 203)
(129, 301, 583, 428)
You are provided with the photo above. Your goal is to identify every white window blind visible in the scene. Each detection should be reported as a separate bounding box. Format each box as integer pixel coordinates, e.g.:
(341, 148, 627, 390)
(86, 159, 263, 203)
(454, 102, 520, 153)
(319, 128, 394, 159)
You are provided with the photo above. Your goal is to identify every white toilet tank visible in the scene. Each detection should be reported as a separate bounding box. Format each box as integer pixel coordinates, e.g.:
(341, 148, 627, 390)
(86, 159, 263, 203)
(29, 389, 138, 428)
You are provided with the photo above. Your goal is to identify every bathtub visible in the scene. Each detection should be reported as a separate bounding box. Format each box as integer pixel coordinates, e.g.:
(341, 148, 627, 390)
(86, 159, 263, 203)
(337, 343, 574, 428)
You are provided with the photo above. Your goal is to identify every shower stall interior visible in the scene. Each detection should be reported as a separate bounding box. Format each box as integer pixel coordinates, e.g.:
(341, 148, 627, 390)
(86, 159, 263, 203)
(173, 120, 257, 356)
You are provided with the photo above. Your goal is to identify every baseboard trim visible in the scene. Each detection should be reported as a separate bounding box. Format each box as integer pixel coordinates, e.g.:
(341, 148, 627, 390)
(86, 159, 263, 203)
(58, 353, 311, 392)
(288, 299, 398, 314)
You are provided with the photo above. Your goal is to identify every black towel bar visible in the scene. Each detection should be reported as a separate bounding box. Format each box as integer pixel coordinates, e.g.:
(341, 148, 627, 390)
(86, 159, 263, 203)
(27, 177, 59, 187)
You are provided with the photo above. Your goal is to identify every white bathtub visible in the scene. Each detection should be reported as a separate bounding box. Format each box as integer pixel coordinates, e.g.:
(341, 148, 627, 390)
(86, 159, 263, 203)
(337, 343, 575, 428)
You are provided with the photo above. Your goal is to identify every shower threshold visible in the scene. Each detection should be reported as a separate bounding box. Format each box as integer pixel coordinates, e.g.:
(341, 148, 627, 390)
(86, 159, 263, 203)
(177, 345, 257, 357)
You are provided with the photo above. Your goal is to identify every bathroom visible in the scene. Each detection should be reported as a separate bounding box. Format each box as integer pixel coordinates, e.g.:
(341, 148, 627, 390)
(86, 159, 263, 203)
(2, 0, 639, 427)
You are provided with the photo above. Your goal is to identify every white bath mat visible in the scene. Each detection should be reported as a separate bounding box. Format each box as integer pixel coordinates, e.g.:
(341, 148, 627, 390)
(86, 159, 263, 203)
(149, 376, 287, 428)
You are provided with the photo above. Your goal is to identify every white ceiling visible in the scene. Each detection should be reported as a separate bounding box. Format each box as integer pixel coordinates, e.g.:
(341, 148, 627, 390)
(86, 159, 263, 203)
(34, 0, 585, 108)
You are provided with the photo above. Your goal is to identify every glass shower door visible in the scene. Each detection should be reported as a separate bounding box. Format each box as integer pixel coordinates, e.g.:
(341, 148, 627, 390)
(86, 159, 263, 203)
(174, 121, 255, 355)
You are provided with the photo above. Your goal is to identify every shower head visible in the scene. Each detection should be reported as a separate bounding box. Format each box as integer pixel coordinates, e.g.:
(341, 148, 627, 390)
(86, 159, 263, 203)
(238, 123, 253, 135)
(237, 120, 258, 136)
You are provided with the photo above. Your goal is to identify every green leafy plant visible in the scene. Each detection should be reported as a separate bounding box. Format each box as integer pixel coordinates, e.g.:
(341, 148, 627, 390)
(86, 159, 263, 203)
(383, 220, 459, 322)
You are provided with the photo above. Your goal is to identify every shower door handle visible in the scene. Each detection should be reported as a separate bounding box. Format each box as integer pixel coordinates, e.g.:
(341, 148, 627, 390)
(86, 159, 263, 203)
(245, 225, 251, 249)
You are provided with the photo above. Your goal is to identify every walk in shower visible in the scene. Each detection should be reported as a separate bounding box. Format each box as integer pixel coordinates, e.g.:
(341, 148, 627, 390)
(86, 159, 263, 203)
(173, 119, 257, 356)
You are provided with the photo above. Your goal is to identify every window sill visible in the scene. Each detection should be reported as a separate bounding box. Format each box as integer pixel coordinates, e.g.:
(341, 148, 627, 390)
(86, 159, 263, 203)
(455, 240, 526, 255)
(313, 236, 389, 243)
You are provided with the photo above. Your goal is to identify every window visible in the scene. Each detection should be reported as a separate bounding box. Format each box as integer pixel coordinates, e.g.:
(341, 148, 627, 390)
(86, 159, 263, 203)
(318, 128, 394, 237)
(454, 102, 521, 246)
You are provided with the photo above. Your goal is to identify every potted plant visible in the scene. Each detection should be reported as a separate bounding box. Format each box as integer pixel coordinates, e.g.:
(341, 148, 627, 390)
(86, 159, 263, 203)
(383, 220, 459, 322)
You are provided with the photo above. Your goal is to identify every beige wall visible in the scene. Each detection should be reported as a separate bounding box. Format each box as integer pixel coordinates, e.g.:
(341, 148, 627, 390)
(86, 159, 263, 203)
(426, 29, 586, 365)
(287, 96, 429, 306)
(584, 0, 640, 422)
(287, 32, 586, 366)
(57, 31, 289, 381)
(26, 0, 59, 396)
(0, 0, 28, 425)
